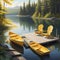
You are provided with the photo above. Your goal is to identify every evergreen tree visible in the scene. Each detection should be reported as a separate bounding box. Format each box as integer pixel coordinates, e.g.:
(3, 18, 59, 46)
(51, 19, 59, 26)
(26, 0, 31, 15)
(31, 2, 36, 15)
(32, 0, 41, 17)
(20, 6, 23, 15)
(22, 2, 26, 15)
(44, 0, 47, 14)
(36, 0, 41, 13)
(50, 0, 60, 16)
(43, 0, 50, 15)
(20, 0, 36, 16)
(20, 0, 60, 17)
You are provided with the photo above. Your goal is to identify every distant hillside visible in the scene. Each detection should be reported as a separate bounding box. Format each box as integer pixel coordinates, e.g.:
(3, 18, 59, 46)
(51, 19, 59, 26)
(7, 6, 20, 15)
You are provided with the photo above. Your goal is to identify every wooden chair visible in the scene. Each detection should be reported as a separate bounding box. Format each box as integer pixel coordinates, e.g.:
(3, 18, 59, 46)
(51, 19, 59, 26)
(41, 25, 53, 37)
(35, 24, 44, 34)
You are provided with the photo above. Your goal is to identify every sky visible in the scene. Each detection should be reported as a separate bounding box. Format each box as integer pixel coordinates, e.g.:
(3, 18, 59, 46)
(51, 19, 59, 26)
(6, 0, 37, 8)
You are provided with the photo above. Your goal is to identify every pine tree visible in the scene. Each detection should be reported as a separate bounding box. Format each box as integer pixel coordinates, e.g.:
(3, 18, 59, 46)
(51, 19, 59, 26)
(20, 0, 36, 16)
(23, 2, 26, 15)
(43, 0, 50, 15)
(50, 0, 60, 17)
(32, 0, 41, 17)
(20, 6, 23, 15)
(31, 2, 36, 15)
(26, 0, 31, 15)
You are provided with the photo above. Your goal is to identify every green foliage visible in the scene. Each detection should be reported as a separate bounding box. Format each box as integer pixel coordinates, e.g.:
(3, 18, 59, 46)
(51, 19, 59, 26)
(35, 0, 41, 12)
(32, 0, 41, 17)
(20, 0, 60, 18)
(32, 11, 38, 17)
(44, 12, 51, 18)
(38, 13, 41, 18)
(44, 0, 51, 17)
(50, 0, 60, 16)
(20, 0, 36, 16)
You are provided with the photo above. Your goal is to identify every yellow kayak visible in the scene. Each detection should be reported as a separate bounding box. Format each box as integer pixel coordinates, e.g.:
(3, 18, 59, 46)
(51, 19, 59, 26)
(9, 32, 24, 46)
(29, 41, 50, 55)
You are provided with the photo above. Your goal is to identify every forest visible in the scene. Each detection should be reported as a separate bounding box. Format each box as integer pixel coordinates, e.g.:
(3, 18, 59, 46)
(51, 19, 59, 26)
(20, 0, 60, 18)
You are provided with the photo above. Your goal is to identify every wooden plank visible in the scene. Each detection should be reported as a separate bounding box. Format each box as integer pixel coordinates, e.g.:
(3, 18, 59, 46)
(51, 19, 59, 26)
(6, 51, 26, 60)
(6, 50, 26, 60)
(23, 32, 59, 46)
(6, 48, 16, 51)
(12, 56, 26, 60)
(5, 45, 21, 56)
(5, 47, 26, 60)
(7, 50, 22, 57)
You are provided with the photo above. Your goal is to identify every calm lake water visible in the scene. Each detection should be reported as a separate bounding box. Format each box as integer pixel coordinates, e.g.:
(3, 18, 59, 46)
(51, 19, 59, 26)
(0, 15, 60, 60)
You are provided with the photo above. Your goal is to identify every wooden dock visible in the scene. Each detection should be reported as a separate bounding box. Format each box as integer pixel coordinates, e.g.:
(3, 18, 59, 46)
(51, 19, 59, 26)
(23, 32, 59, 46)
(5, 45, 26, 60)
(7, 49, 26, 60)
(7, 50, 26, 60)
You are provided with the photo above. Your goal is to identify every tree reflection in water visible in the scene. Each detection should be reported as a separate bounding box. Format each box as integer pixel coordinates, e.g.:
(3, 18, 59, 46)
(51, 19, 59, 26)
(10, 42, 24, 54)
(19, 17, 36, 32)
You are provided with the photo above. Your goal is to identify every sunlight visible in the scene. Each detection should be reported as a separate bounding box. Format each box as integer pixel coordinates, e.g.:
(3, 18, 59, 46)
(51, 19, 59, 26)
(5, 1, 16, 8)
(5, 2, 25, 8)
(41, 0, 43, 2)
(5, 0, 37, 8)
(41, 0, 42, 2)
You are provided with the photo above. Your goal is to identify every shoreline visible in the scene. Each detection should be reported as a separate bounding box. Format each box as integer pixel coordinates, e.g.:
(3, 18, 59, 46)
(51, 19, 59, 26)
(6, 15, 60, 20)
(6, 14, 32, 18)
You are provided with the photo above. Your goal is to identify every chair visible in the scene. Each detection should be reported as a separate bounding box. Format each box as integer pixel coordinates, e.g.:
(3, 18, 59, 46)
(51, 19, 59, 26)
(35, 24, 44, 34)
(41, 25, 53, 37)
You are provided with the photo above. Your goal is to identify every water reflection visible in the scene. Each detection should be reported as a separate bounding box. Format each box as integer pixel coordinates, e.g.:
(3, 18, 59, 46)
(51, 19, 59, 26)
(5, 15, 60, 60)
(19, 17, 36, 32)
(6, 15, 36, 35)
(54, 42, 60, 52)
(33, 18, 60, 37)
(6, 15, 60, 37)
(10, 42, 24, 54)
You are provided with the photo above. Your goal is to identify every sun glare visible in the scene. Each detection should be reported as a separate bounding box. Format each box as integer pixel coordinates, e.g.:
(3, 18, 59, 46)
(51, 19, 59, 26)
(41, 0, 43, 2)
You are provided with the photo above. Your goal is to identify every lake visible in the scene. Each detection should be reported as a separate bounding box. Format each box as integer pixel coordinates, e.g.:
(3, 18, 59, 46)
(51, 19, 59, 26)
(0, 15, 60, 60)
